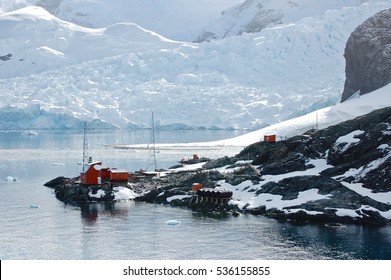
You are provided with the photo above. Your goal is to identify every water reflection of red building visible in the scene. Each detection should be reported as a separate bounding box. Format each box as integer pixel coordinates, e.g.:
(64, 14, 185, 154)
(81, 203, 130, 226)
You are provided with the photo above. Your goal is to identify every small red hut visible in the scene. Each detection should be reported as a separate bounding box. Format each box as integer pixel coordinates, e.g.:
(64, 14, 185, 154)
(263, 134, 276, 143)
(109, 169, 129, 187)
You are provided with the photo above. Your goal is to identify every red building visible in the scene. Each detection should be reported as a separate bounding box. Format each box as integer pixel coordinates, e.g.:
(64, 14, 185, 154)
(80, 161, 128, 186)
(109, 169, 129, 187)
(264, 134, 276, 143)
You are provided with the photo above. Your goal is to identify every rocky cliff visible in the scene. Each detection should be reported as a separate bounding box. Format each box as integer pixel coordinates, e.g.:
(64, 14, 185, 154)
(341, 8, 391, 102)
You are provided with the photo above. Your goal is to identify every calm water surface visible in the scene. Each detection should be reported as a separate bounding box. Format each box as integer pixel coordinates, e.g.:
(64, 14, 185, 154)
(1, 131, 391, 260)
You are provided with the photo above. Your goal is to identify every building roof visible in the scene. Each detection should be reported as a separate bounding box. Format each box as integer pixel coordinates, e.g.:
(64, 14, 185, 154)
(110, 169, 128, 173)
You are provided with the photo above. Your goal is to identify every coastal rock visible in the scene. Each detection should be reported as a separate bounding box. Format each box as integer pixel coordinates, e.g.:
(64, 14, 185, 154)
(202, 156, 238, 169)
(45, 176, 122, 204)
(224, 164, 260, 186)
(341, 8, 391, 102)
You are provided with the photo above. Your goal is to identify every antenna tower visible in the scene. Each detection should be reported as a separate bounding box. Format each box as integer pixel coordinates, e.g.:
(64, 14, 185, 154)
(146, 112, 158, 171)
(82, 121, 88, 173)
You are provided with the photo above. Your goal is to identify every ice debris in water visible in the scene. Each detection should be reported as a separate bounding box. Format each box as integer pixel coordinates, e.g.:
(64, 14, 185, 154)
(165, 220, 181, 226)
(3, 176, 17, 182)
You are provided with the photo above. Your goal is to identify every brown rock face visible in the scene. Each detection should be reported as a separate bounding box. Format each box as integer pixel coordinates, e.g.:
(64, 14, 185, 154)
(341, 8, 391, 102)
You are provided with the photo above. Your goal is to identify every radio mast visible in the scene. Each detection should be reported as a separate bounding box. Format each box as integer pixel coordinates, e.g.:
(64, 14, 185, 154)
(82, 121, 88, 173)
(146, 112, 158, 171)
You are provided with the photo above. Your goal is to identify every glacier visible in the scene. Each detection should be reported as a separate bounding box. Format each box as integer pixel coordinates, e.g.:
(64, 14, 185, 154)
(1, 0, 391, 131)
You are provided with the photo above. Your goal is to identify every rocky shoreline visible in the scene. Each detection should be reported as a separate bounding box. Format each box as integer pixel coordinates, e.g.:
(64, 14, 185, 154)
(45, 107, 391, 226)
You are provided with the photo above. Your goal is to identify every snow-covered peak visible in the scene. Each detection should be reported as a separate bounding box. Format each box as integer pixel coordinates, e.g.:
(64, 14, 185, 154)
(0, 5, 55, 21)
(196, 0, 372, 41)
(0, 0, 34, 14)
(35, 0, 243, 41)
(0, 5, 182, 78)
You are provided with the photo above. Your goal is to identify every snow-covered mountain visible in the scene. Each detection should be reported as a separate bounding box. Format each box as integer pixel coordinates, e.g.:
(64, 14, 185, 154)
(196, 0, 368, 41)
(1, 0, 391, 130)
(0, 6, 181, 78)
(0, 0, 32, 14)
(35, 0, 243, 42)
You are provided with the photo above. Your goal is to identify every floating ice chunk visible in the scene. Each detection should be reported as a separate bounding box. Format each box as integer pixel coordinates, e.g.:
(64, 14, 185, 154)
(3, 176, 17, 182)
(165, 220, 181, 226)
(22, 130, 39, 136)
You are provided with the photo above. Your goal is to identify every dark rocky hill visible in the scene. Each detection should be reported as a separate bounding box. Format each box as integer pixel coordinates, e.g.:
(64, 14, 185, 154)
(341, 8, 391, 102)
(137, 107, 391, 226)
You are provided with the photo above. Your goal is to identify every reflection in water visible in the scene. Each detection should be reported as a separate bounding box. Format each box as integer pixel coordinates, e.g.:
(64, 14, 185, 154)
(81, 202, 132, 226)
(81, 205, 99, 226)
(75, 202, 391, 259)
(267, 221, 391, 259)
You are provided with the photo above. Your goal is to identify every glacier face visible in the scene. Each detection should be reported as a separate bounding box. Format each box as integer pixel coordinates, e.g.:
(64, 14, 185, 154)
(1, 0, 391, 130)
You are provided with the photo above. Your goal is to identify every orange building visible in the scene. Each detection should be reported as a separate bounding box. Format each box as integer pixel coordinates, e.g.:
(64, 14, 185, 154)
(191, 183, 204, 192)
(264, 134, 276, 143)
(109, 169, 129, 187)
(80, 161, 128, 186)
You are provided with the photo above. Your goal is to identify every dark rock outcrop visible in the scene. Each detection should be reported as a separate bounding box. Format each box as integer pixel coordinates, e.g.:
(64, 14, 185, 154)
(45, 176, 115, 204)
(0, 54, 12, 61)
(341, 8, 391, 102)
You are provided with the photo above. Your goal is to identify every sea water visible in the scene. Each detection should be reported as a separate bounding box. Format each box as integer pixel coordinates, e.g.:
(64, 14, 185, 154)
(0, 130, 391, 260)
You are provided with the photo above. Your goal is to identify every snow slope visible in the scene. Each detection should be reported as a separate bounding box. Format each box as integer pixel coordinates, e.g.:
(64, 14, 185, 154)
(217, 82, 391, 146)
(1, 1, 391, 130)
(0, 6, 181, 78)
(35, 0, 243, 42)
